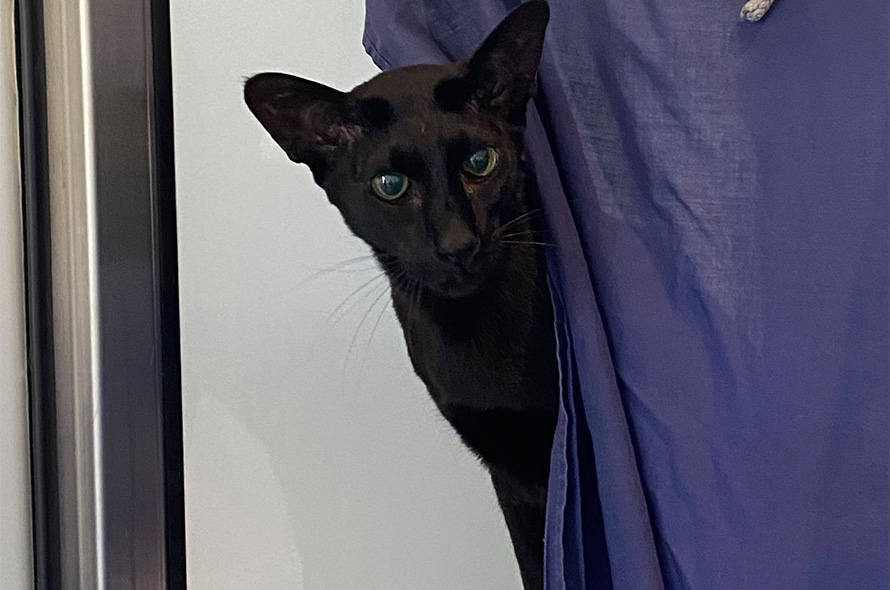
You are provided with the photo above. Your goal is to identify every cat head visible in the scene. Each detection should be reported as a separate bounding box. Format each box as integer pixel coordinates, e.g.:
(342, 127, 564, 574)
(244, 1, 549, 298)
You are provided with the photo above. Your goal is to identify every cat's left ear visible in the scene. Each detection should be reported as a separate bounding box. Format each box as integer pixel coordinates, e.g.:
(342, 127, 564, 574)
(244, 73, 361, 179)
(466, 0, 550, 124)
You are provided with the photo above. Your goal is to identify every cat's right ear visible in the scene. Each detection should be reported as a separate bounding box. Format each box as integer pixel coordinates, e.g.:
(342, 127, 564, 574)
(244, 73, 361, 177)
(464, 0, 550, 125)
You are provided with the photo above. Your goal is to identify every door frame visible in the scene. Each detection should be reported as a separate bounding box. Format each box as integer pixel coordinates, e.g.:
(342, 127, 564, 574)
(16, 0, 186, 587)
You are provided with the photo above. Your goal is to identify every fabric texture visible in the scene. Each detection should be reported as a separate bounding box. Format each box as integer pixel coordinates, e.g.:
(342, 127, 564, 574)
(363, 1, 890, 588)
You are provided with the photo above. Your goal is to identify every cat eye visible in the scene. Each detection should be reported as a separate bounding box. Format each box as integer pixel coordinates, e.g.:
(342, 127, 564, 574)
(371, 172, 409, 201)
(462, 147, 498, 177)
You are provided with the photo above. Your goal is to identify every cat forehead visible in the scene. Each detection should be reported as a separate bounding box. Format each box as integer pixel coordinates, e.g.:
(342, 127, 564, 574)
(355, 119, 485, 161)
(352, 63, 463, 109)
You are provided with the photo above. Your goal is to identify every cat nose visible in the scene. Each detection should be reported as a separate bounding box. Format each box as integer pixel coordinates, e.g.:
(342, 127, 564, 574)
(436, 239, 480, 265)
(435, 220, 480, 265)
(437, 240, 479, 265)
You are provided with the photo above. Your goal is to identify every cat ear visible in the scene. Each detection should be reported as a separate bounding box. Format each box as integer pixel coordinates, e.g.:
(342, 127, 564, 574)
(466, 0, 550, 124)
(244, 73, 362, 174)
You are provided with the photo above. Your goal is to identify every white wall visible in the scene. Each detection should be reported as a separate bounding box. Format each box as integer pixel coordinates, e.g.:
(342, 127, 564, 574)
(170, 1, 520, 589)
(0, 2, 33, 587)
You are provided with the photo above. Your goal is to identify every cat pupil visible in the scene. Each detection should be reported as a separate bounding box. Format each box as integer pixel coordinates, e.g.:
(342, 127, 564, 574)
(464, 147, 497, 176)
(379, 174, 402, 194)
(468, 151, 487, 172)
(372, 173, 407, 200)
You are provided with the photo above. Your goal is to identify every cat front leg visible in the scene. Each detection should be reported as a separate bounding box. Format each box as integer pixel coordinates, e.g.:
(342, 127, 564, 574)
(489, 466, 546, 590)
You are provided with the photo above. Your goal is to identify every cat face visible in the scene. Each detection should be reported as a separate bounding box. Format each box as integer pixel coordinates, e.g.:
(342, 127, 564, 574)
(244, 1, 549, 298)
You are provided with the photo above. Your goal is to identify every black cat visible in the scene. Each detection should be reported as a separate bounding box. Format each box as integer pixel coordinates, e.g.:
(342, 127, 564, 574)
(244, 3, 557, 588)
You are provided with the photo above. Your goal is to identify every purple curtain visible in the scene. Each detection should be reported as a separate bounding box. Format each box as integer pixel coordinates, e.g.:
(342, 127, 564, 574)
(363, 1, 889, 588)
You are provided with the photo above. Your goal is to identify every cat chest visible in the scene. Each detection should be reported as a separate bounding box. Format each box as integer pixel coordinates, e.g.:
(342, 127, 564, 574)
(409, 329, 529, 409)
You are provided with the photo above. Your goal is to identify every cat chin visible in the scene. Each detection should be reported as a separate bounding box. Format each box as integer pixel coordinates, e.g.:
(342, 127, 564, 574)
(423, 271, 489, 299)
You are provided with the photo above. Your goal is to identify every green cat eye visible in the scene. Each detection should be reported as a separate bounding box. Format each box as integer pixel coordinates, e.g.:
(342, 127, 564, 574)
(371, 172, 409, 201)
(463, 147, 498, 177)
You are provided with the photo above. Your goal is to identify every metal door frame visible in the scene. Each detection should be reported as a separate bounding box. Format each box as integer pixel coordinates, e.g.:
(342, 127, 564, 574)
(16, 0, 186, 587)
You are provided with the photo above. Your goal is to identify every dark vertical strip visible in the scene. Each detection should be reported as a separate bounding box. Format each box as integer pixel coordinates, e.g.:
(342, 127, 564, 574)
(148, 0, 187, 587)
(14, 1, 61, 589)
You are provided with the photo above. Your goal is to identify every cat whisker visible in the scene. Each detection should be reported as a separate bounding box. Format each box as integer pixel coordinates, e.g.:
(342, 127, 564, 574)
(298, 254, 379, 286)
(499, 207, 543, 233)
(379, 260, 402, 275)
(331, 288, 383, 330)
(499, 230, 548, 240)
(359, 284, 394, 375)
(327, 271, 387, 325)
(386, 268, 410, 295)
(406, 279, 423, 355)
(344, 281, 391, 376)
(500, 239, 558, 248)
(414, 281, 423, 321)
